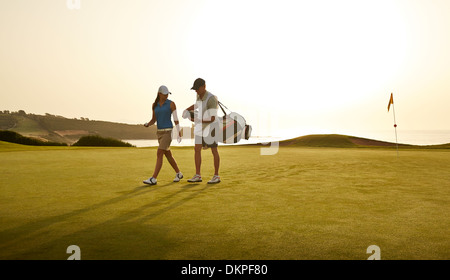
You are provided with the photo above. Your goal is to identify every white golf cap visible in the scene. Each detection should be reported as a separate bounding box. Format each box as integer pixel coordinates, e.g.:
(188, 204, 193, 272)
(158, 85, 171, 95)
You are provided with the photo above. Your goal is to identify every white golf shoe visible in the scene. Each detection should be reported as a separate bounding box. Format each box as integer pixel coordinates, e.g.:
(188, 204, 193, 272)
(143, 177, 157, 185)
(207, 175, 221, 184)
(187, 174, 202, 182)
(173, 172, 183, 182)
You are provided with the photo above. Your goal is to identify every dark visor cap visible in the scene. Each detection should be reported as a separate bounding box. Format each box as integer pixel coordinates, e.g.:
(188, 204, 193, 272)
(191, 78, 205, 90)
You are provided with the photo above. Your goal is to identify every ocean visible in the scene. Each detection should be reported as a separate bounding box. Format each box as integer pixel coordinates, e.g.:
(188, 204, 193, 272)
(350, 130, 450, 146)
(125, 130, 450, 148)
(125, 136, 284, 148)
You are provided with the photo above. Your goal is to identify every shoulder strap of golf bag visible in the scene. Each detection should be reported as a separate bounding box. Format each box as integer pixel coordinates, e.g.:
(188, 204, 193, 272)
(218, 101, 229, 116)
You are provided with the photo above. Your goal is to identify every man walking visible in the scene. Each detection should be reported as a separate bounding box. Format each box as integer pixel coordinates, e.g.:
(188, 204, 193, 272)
(184, 78, 221, 184)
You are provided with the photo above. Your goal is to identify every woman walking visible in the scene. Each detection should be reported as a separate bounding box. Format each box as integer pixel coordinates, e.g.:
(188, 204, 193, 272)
(143, 85, 183, 185)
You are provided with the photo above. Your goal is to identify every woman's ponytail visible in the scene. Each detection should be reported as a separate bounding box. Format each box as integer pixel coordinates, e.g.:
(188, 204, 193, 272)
(152, 93, 160, 110)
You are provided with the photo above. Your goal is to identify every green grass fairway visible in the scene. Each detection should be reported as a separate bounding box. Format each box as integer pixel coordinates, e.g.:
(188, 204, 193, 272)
(0, 141, 449, 259)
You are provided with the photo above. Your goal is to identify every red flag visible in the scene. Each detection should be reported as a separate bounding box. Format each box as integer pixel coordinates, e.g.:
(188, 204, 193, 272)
(387, 93, 394, 112)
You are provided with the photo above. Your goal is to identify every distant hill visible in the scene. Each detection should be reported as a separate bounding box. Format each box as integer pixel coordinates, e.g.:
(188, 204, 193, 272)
(0, 110, 192, 144)
(279, 134, 450, 149)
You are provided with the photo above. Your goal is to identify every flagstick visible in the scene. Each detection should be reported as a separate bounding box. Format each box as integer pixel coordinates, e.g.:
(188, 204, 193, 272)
(392, 102, 399, 157)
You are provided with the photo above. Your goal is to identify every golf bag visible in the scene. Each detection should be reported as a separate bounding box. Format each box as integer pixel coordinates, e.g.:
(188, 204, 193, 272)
(214, 101, 252, 144)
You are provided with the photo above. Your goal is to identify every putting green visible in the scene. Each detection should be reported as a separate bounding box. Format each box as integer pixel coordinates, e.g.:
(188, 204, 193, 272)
(0, 141, 449, 259)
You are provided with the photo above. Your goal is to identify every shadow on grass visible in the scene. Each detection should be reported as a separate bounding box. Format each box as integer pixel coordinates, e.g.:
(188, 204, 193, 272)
(0, 182, 211, 259)
(0, 183, 171, 251)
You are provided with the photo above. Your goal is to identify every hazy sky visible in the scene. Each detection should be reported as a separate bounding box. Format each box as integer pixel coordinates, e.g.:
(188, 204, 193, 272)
(1, 0, 449, 141)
